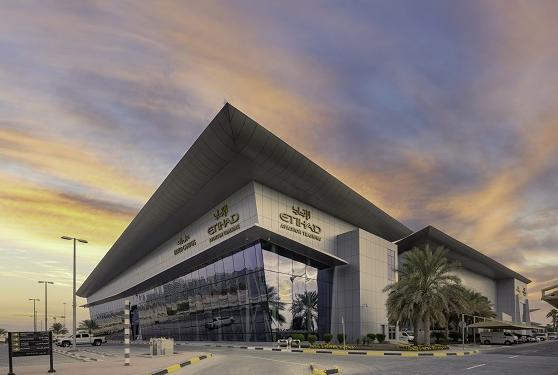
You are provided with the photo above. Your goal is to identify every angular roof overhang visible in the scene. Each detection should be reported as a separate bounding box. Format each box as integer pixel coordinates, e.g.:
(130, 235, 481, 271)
(395, 225, 531, 283)
(78, 103, 411, 298)
(542, 284, 558, 308)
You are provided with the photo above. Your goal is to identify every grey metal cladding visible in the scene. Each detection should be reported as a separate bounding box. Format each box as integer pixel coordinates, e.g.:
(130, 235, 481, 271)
(77, 103, 411, 298)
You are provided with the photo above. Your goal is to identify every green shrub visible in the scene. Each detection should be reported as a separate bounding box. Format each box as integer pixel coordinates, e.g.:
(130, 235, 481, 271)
(366, 333, 376, 343)
(337, 333, 346, 344)
(376, 333, 386, 343)
(291, 333, 305, 341)
(308, 334, 317, 345)
(323, 333, 333, 343)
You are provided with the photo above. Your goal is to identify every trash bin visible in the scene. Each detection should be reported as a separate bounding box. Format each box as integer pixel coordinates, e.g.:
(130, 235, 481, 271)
(149, 337, 174, 356)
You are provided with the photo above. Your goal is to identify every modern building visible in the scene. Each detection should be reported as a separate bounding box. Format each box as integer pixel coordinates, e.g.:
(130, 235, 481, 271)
(77, 104, 531, 342)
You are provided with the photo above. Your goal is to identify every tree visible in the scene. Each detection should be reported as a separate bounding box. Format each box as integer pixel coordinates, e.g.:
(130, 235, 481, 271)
(384, 245, 461, 345)
(547, 309, 558, 329)
(0, 328, 6, 335)
(266, 286, 286, 327)
(78, 319, 99, 334)
(51, 322, 68, 335)
(291, 291, 318, 332)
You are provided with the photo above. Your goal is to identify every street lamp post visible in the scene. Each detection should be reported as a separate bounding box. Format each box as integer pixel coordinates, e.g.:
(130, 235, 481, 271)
(61, 236, 88, 351)
(29, 298, 40, 332)
(63, 302, 67, 328)
(38, 281, 54, 332)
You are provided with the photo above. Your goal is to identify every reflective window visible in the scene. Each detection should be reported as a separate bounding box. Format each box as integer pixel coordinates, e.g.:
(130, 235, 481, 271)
(278, 253, 292, 275)
(233, 251, 245, 274)
(263, 250, 278, 272)
(223, 255, 234, 278)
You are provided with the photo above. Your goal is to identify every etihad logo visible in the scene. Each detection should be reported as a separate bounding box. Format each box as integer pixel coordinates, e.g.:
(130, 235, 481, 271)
(279, 206, 321, 234)
(174, 232, 196, 256)
(208, 204, 240, 240)
(279, 205, 322, 241)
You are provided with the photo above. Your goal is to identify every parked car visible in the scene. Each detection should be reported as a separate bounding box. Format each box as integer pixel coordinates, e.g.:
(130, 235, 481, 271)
(535, 333, 547, 341)
(205, 316, 235, 330)
(479, 331, 517, 345)
(56, 332, 106, 347)
(399, 331, 414, 342)
(548, 333, 558, 340)
(526, 336, 540, 342)
(517, 335, 528, 343)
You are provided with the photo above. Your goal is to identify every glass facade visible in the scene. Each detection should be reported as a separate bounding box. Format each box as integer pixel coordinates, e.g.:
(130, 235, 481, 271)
(90, 241, 332, 341)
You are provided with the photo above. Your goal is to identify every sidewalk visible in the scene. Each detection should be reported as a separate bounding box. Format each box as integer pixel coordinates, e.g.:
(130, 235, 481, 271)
(0, 351, 211, 375)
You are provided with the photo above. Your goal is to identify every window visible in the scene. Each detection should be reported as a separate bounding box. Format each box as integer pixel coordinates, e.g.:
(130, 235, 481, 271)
(387, 250, 395, 282)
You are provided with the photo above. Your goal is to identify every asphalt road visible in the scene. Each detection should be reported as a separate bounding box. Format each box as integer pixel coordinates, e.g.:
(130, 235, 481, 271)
(7, 340, 558, 374)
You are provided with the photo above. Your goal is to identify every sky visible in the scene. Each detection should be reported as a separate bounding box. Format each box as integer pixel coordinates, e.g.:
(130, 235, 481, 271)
(0, 0, 557, 331)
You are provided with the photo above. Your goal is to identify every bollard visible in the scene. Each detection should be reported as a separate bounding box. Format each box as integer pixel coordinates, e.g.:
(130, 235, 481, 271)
(124, 300, 130, 366)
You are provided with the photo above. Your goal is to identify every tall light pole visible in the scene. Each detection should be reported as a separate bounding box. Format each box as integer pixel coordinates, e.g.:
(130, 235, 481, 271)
(63, 302, 67, 328)
(38, 281, 54, 332)
(61, 236, 87, 351)
(29, 298, 40, 332)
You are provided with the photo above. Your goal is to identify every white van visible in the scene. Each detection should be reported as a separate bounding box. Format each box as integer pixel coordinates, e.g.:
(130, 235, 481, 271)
(480, 331, 517, 345)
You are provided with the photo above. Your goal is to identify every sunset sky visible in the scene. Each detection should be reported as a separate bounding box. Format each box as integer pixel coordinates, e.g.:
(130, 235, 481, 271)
(1, 1, 557, 331)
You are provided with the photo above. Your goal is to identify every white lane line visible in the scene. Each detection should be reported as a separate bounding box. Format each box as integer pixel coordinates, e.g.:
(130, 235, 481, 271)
(238, 355, 307, 366)
(508, 355, 519, 358)
(466, 364, 486, 370)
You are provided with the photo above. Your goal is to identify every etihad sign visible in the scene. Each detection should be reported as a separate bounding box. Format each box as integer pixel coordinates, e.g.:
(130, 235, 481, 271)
(208, 204, 240, 242)
(279, 205, 322, 241)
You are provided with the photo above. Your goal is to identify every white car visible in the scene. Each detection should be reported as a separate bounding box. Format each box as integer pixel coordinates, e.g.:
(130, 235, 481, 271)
(548, 333, 558, 340)
(480, 331, 516, 345)
(56, 332, 107, 347)
(400, 331, 414, 342)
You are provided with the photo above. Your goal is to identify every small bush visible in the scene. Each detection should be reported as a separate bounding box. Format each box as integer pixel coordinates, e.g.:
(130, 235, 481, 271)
(308, 334, 317, 345)
(376, 333, 386, 343)
(337, 333, 347, 344)
(291, 333, 305, 342)
(323, 333, 333, 343)
(366, 333, 376, 343)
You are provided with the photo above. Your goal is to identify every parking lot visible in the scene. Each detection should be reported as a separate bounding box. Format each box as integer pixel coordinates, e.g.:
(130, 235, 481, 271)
(34, 339, 558, 375)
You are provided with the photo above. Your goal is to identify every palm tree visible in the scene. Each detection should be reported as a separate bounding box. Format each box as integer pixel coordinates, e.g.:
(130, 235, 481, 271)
(547, 309, 558, 329)
(384, 244, 461, 345)
(266, 286, 286, 327)
(51, 322, 68, 335)
(0, 328, 6, 335)
(466, 289, 496, 318)
(79, 319, 99, 334)
(440, 283, 469, 341)
(291, 291, 318, 332)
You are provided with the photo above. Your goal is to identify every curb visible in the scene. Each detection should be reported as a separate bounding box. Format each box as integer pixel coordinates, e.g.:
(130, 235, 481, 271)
(148, 353, 213, 375)
(310, 363, 340, 374)
(180, 344, 480, 357)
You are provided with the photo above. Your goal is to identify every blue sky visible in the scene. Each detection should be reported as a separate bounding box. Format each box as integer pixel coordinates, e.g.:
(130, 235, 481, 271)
(0, 1, 557, 329)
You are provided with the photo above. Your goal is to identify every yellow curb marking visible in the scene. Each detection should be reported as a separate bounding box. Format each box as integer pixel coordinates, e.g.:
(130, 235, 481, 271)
(332, 350, 348, 355)
(401, 352, 418, 357)
(190, 357, 200, 364)
(166, 364, 181, 373)
(366, 351, 384, 356)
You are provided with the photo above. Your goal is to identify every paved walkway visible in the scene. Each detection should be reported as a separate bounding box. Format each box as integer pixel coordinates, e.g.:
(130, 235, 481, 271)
(0, 350, 211, 375)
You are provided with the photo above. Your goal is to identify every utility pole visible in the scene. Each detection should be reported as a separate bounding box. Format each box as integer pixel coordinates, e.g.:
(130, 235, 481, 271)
(29, 298, 40, 332)
(38, 281, 54, 332)
(61, 236, 87, 351)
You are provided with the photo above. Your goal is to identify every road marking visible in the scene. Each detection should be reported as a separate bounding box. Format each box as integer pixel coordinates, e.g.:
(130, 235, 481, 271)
(508, 355, 519, 358)
(466, 364, 486, 370)
(238, 354, 307, 366)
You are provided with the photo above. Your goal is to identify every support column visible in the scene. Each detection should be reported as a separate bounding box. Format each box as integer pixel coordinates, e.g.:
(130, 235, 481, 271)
(124, 300, 130, 366)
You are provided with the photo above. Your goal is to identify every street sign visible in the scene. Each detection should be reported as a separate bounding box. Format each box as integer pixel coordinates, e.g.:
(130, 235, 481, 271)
(458, 321, 467, 328)
(11, 332, 50, 357)
(7, 331, 55, 374)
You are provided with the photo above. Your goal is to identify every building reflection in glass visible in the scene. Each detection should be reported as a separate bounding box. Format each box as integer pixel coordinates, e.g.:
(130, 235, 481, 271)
(90, 241, 332, 341)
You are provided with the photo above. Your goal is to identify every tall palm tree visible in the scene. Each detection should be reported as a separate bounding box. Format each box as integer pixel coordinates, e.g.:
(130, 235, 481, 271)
(51, 322, 68, 335)
(466, 289, 496, 318)
(291, 291, 318, 332)
(547, 309, 558, 329)
(79, 319, 99, 334)
(440, 283, 469, 340)
(266, 286, 286, 327)
(0, 328, 6, 335)
(384, 244, 461, 345)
